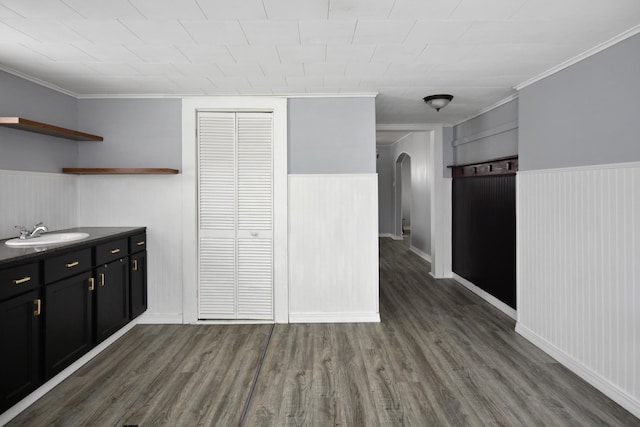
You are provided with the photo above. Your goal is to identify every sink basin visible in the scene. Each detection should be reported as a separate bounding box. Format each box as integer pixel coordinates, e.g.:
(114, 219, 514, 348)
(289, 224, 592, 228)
(5, 232, 90, 247)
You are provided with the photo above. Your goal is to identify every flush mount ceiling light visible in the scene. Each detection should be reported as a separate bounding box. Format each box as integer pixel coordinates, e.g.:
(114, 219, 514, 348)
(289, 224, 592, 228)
(423, 94, 454, 112)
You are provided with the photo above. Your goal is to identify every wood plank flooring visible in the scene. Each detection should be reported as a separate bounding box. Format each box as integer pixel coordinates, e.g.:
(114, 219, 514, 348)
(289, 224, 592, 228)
(7, 237, 639, 426)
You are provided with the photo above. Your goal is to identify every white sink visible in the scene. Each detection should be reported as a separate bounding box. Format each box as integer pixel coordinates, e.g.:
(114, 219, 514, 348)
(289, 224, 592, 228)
(5, 232, 90, 247)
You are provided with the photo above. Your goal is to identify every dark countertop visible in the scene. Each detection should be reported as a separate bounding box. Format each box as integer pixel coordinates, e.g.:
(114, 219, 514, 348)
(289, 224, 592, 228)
(0, 226, 146, 267)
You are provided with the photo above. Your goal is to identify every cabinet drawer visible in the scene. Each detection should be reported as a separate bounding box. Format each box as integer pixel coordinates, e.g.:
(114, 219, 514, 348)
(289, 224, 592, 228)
(44, 249, 92, 284)
(96, 238, 128, 265)
(0, 262, 40, 300)
(129, 233, 146, 253)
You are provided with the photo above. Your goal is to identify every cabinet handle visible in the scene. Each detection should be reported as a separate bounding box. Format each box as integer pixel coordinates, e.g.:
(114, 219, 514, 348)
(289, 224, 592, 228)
(100, 273, 105, 287)
(136, 241, 145, 246)
(110, 248, 121, 254)
(65, 261, 79, 268)
(133, 259, 138, 271)
(13, 276, 31, 285)
(33, 299, 41, 316)
(89, 277, 95, 291)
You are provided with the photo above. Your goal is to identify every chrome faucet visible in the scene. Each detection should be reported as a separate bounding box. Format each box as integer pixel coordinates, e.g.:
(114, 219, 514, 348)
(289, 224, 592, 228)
(15, 222, 49, 239)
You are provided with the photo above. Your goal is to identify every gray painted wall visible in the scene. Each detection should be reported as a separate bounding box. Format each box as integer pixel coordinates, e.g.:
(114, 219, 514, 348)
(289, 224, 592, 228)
(288, 97, 376, 174)
(77, 99, 182, 169)
(0, 71, 79, 173)
(519, 34, 640, 171)
(389, 132, 432, 256)
(376, 145, 394, 234)
(453, 99, 518, 165)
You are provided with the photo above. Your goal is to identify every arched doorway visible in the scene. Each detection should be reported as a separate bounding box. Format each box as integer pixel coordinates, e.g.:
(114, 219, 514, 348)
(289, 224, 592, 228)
(394, 152, 412, 245)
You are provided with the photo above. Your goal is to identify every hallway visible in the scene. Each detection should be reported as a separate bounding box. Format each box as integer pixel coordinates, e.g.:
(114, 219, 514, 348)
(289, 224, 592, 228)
(7, 238, 637, 426)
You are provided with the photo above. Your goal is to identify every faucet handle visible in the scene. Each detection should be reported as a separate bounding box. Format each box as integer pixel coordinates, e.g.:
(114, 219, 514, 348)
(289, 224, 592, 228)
(15, 225, 29, 239)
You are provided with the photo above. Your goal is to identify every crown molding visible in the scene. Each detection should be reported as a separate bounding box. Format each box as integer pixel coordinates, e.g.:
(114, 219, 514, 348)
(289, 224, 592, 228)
(515, 24, 640, 90)
(76, 92, 379, 100)
(452, 93, 519, 127)
(376, 123, 443, 131)
(0, 65, 78, 98)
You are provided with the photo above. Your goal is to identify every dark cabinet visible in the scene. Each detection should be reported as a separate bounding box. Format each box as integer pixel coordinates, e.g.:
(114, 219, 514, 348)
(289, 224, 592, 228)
(44, 271, 93, 378)
(95, 258, 129, 343)
(0, 227, 147, 415)
(129, 250, 147, 319)
(0, 289, 41, 412)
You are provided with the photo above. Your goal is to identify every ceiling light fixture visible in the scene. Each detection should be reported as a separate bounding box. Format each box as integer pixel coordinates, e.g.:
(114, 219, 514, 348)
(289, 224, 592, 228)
(423, 94, 454, 112)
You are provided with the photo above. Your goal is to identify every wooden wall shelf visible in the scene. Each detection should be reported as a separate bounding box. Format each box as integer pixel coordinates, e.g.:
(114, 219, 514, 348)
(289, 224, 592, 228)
(448, 155, 518, 178)
(62, 168, 179, 175)
(0, 117, 103, 141)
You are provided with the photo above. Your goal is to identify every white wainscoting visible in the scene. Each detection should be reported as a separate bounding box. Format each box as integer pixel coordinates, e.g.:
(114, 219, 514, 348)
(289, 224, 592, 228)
(0, 169, 77, 239)
(288, 174, 380, 323)
(77, 175, 183, 323)
(517, 162, 640, 418)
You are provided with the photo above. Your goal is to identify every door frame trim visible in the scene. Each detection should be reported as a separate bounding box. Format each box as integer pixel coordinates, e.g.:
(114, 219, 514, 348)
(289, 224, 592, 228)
(181, 97, 288, 323)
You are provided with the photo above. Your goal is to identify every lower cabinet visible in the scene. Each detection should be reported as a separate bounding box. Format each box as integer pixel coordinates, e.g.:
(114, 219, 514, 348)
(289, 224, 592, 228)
(0, 290, 41, 412)
(0, 228, 147, 415)
(95, 259, 129, 344)
(45, 271, 93, 379)
(130, 251, 147, 319)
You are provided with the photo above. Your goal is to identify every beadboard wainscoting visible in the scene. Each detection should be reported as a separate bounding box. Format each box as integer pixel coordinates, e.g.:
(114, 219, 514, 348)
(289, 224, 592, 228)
(0, 169, 77, 239)
(77, 175, 183, 323)
(288, 174, 380, 323)
(517, 162, 640, 417)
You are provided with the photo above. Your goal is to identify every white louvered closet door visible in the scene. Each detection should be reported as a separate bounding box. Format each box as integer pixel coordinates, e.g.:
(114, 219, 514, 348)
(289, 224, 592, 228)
(197, 111, 273, 320)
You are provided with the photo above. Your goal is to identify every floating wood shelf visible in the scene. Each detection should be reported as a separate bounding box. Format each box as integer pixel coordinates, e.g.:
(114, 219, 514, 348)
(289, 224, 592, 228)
(0, 117, 103, 141)
(62, 168, 179, 175)
(448, 155, 518, 178)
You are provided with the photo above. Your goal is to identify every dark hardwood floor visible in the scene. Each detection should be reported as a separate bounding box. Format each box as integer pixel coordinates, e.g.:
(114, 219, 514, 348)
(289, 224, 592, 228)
(7, 238, 638, 426)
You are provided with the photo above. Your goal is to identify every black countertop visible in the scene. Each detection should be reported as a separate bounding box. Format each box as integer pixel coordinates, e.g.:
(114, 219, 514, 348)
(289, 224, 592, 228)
(0, 227, 146, 267)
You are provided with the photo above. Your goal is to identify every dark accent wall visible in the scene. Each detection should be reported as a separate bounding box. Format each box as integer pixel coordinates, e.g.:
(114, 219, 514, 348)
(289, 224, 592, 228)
(452, 175, 516, 309)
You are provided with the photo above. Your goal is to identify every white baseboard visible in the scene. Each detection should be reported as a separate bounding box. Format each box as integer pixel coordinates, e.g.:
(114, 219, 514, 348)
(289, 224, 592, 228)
(390, 234, 404, 241)
(289, 312, 381, 323)
(137, 312, 183, 324)
(452, 273, 517, 320)
(516, 323, 640, 419)
(409, 245, 432, 263)
(0, 321, 139, 426)
(379, 233, 394, 238)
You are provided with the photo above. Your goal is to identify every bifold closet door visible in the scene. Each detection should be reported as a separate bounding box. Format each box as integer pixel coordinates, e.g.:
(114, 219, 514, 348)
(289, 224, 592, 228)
(197, 112, 273, 320)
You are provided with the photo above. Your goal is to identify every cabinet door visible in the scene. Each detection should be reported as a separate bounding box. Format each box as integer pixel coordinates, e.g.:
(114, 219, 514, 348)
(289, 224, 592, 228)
(95, 258, 129, 344)
(0, 290, 42, 412)
(45, 272, 93, 379)
(130, 251, 147, 319)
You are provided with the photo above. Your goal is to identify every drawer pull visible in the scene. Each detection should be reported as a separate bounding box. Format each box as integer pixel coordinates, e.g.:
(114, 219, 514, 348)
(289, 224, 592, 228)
(89, 277, 95, 291)
(133, 259, 138, 271)
(110, 248, 121, 254)
(65, 261, 80, 268)
(100, 273, 105, 287)
(136, 241, 145, 246)
(33, 299, 41, 316)
(13, 276, 31, 285)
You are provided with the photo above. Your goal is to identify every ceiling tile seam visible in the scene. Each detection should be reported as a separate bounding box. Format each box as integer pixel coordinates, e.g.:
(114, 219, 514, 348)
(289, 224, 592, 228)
(178, 20, 199, 44)
(0, 3, 25, 18)
(351, 20, 358, 44)
(238, 21, 251, 45)
(387, 0, 399, 19)
(70, 43, 102, 62)
(126, 0, 146, 19)
(60, 21, 93, 44)
(54, 0, 85, 19)
(400, 20, 418, 44)
(297, 20, 301, 44)
(1, 20, 40, 43)
(447, 0, 465, 19)
(193, 0, 208, 20)
(117, 19, 144, 42)
(515, 23, 640, 91)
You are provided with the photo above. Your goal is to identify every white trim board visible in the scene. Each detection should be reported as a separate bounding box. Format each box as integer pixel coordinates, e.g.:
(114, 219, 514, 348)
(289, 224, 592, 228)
(0, 321, 138, 426)
(410, 245, 432, 263)
(516, 323, 640, 419)
(137, 313, 183, 324)
(289, 312, 380, 323)
(518, 160, 640, 175)
(452, 273, 516, 320)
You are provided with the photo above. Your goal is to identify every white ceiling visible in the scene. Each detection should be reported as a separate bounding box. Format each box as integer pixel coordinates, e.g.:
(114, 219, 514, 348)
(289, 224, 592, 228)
(0, 0, 639, 127)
